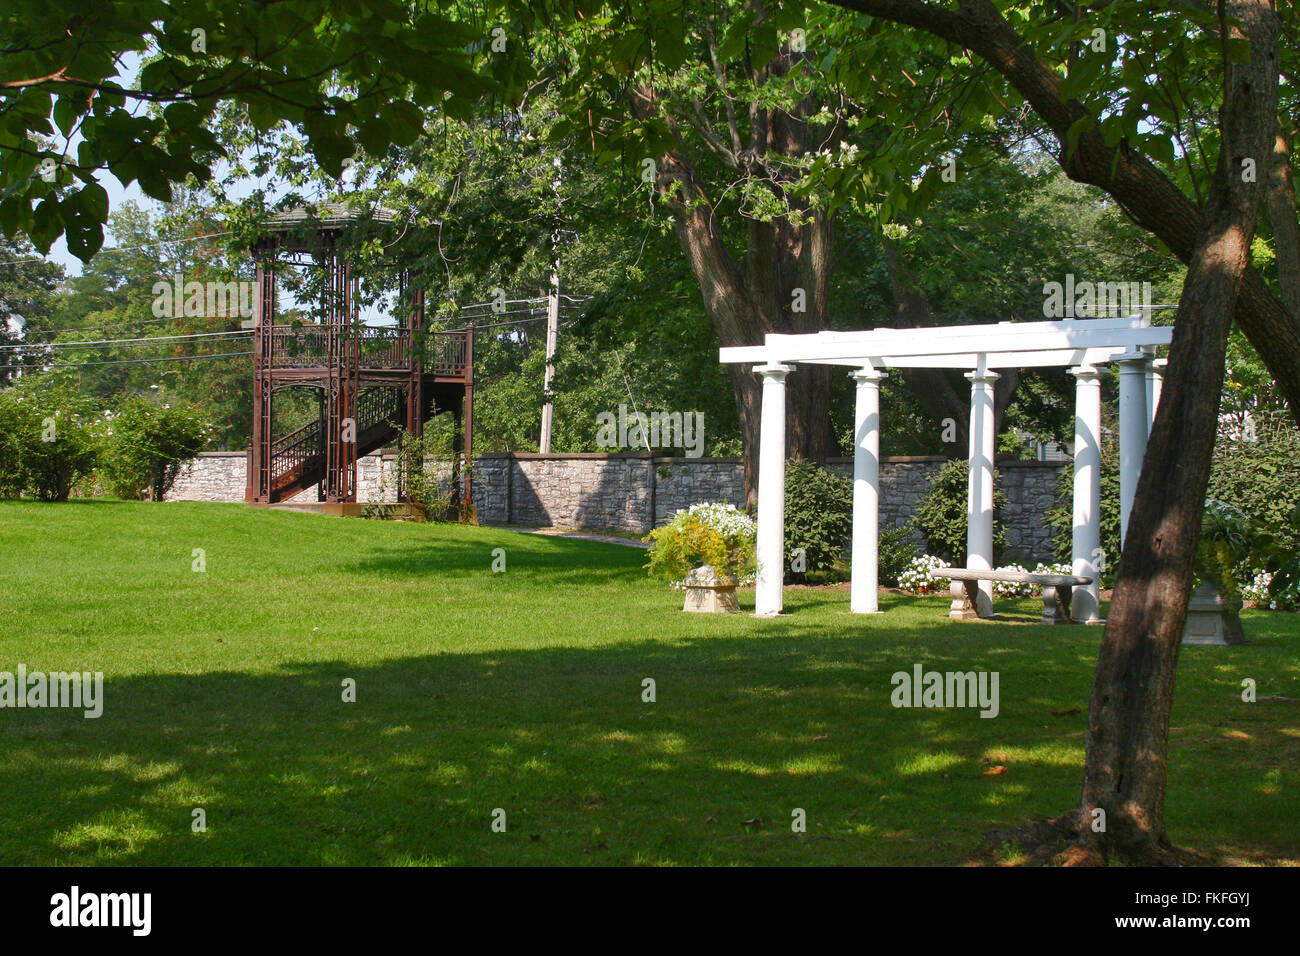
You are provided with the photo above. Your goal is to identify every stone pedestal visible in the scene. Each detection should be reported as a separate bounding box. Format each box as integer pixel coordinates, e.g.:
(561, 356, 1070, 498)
(683, 565, 740, 613)
(1181, 581, 1247, 645)
(949, 579, 982, 620)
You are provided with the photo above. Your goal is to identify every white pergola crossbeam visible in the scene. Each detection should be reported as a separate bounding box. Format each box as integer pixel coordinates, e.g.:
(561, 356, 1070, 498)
(754, 346, 1162, 369)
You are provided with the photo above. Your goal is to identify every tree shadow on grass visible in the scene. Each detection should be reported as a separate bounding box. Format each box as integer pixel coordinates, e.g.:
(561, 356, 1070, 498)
(339, 533, 649, 583)
(5, 619, 1287, 868)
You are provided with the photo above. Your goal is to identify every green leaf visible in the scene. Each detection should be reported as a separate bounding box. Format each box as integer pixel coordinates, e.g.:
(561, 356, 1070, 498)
(750, 22, 780, 68)
(53, 96, 80, 138)
(387, 101, 425, 146)
(75, 182, 109, 223)
(1060, 114, 1092, 158)
(136, 162, 174, 203)
(310, 133, 355, 178)
(64, 211, 104, 262)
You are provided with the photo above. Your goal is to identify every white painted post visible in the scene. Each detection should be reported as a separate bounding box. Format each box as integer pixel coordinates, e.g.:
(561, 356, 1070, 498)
(1146, 357, 1166, 435)
(965, 359, 999, 618)
(1070, 364, 1104, 623)
(1116, 351, 1149, 545)
(851, 365, 887, 614)
(754, 363, 793, 617)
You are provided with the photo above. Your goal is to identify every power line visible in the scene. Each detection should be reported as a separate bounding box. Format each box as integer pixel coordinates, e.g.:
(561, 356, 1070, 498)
(18, 314, 245, 337)
(10, 337, 253, 354)
(0, 330, 253, 351)
(1, 351, 252, 372)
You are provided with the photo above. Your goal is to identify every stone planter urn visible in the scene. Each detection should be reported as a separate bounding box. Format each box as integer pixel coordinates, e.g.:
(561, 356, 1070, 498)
(683, 565, 740, 613)
(1181, 579, 1247, 645)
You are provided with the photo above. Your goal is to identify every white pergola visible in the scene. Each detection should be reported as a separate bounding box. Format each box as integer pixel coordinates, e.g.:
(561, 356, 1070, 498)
(720, 317, 1173, 621)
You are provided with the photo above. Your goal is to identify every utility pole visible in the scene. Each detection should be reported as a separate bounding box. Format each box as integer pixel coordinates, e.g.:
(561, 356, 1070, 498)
(539, 156, 562, 454)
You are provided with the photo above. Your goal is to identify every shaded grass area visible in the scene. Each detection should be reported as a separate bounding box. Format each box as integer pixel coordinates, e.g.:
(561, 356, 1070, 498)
(0, 500, 1296, 866)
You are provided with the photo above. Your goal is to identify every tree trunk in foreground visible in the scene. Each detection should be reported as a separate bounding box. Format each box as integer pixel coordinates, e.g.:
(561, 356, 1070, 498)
(1076, 0, 1279, 864)
(827, 0, 1287, 865)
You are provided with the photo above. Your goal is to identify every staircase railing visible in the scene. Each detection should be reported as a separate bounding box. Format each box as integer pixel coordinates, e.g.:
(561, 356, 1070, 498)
(270, 418, 323, 484)
(269, 326, 330, 367)
(356, 326, 410, 368)
(355, 386, 404, 436)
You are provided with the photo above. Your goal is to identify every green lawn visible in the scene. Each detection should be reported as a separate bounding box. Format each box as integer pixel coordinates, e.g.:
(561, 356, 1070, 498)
(0, 499, 1296, 866)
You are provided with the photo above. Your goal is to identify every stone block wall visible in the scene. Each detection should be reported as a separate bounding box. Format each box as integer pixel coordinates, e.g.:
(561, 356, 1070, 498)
(654, 458, 747, 522)
(473, 453, 655, 536)
(169, 450, 448, 505)
(998, 460, 1065, 563)
(168, 452, 248, 501)
(166, 450, 1066, 561)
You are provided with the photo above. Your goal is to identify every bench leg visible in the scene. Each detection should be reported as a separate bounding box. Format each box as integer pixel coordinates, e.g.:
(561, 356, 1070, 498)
(949, 580, 980, 620)
(973, 580, 995, 619)
(1041, 585, 1074, 624)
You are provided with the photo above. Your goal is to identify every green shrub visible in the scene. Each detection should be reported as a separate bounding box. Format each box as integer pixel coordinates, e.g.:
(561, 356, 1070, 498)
(0, 380, 100, 501)
(783, 458, 852, 583)
(1266, 553, 1300, 611)
(393, 429, 454, 520)
(0, 388, 30, 498)
(1046, 438, 1122, 586)
(878, 525, 918, 587)
(1207, 414, 1300, 551)
(1196, 499, 1280, 609)
(101, 397, 211, 500)
(912, 458, 1007, 566)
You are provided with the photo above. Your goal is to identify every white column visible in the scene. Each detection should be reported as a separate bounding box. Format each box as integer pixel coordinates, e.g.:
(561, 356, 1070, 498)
(1070, 364, 1104, 623)
(965, 361, 999, 618)
(754, 363, 793, 617)
(851, 366, 887, 614)
(1116, 351, 1149, 545)
(1146, 357, 1166, 436)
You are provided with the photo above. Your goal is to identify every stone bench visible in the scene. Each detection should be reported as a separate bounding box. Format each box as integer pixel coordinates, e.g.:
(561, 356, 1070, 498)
(935, 568, 1094, 624)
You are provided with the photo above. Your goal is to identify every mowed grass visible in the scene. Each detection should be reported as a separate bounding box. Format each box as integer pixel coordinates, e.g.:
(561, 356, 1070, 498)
(0, 500, 1296, 866)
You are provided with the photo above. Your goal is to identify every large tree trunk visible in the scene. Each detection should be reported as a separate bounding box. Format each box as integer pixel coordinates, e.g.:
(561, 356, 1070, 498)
(1267, 119, 1300, 319)
(881, 241, 1020, 452)
(826, 0, 1285, 864)
(632, 69, 836, 506)
(1078, 0, 1279, 864)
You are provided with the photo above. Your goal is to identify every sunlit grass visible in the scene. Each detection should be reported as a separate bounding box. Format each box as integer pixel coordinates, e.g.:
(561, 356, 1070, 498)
(0, 499, 1296, 866)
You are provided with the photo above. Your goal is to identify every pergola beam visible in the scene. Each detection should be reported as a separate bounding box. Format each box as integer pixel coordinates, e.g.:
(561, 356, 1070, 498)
(721, 327, 1171, 369)
(737, 327, 1170, 365)
(745, 346, 1160, 369)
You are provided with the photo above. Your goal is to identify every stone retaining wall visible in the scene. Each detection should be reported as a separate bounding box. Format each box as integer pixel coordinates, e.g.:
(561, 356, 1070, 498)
(167, 450, 1065, 561)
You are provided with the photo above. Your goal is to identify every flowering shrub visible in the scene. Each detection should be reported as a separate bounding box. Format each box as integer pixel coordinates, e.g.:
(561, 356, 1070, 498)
(991, 565, 1033, 598)
(897, 555, 950, 594)
(644, 502, 757, 587)
(1246, 565, 1300, 611)
(100, 397, 213, 501)
(1242, 570, 1273, 607)
(0, 380, 100, 501)
(1270, 570, 1300, 611)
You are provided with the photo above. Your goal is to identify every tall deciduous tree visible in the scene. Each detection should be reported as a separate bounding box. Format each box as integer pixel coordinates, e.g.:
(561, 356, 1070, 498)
(812, 0, 1293, 862)
(1079, 0, 1278, 864)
